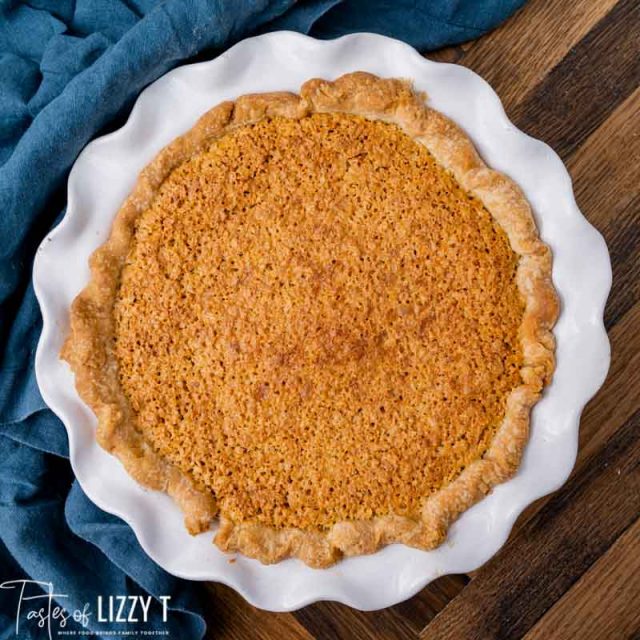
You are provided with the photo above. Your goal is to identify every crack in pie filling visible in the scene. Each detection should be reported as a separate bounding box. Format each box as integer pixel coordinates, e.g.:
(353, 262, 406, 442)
(62, 73, 558, 568)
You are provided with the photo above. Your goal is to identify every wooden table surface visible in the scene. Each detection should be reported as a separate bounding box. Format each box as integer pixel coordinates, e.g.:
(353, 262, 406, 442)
(203, 0, 640, 637)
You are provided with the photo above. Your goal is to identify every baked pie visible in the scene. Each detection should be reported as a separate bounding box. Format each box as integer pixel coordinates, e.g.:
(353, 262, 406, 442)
(62, 72, 558, 567)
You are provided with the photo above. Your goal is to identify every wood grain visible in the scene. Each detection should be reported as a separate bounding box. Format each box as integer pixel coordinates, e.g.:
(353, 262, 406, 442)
(457, 0, 618, 112)
(392, 575, 470, 631)
(291, 575, 469, 640)
(509, 0, 640, 159)
(568, 88, 640, 329)
(294, 601, 417, 640)
(484, 85, 640, 543)
(420, 408, 640, 640)
(203, 583, 314, 640)
(523, 518, 640, 640)
(568, 88, 640, 232)
(476, 300, 640, 550)
(204, 0, 640, 637)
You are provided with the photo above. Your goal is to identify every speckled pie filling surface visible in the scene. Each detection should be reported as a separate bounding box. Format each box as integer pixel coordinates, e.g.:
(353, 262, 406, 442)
(63, 73, 557, 567)
(115, 114, 522, 529)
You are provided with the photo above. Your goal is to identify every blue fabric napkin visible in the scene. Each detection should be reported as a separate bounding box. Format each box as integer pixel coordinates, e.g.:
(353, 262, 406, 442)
(0, 1, 526, 637)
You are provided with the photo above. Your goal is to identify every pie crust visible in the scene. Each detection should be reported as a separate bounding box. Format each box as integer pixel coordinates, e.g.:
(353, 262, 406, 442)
(61, 72, 558, 568)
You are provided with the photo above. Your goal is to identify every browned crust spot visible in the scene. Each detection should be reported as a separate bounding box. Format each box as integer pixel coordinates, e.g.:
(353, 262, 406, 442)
(61, 72, 558, 568)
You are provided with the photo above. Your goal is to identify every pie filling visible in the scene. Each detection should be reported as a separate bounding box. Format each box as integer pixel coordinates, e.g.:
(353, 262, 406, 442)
(114, 113, 524, 531)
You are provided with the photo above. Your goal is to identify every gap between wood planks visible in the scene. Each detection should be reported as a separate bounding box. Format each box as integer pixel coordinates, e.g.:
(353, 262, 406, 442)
(480, 87, 640, 545)
(202, 1, 639, 637)
(420, 408, 640, 639)
(203, 582, 314, 640)
(417, 0, 640, 635)
(523, 518, 640, 640)
(440, 0, 640, 552)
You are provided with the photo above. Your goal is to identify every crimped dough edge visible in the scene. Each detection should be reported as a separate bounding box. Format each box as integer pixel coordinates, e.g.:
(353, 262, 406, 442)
(61, 72, 559, 568)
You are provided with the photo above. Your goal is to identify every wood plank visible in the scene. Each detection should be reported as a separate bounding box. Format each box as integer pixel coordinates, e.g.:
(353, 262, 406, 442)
(465, 83, 640, 547)
(524, 518, 640, 640)
(420, 13, 639, 636)
(510, 0, 640, 160)
(203, 583, 314, 640)
(291, 573, 467, 638)
(568, 88, 640, 232)
(560, 87, 640, 442)
(479, 297, 639, 551)
(427, 40, 475, 65)
(294, 599, 417, 640)
(601, 193, 640, 330)
(420, 407, 640, 640)
(566, 88, 640, 329)
(576, 304, 640, 473)
(470, 301, 639, 570)
(454, 0, 618, 112)
(201, 4, 639, 637)
(393, 575, 470, 631)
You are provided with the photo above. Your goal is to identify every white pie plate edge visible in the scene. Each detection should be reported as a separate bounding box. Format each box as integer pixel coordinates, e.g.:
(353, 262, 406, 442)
(33, 32, 612, 612)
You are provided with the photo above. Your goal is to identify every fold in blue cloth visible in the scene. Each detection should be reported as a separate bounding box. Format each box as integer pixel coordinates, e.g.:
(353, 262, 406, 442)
(0, 1, 525, 637)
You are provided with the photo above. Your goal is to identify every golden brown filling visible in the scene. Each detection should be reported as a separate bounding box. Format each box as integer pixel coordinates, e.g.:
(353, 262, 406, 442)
(114, 113, 524, 531)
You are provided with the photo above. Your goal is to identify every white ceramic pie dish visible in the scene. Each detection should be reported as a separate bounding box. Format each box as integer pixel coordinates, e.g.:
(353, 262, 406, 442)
(34, 32, 611, 611)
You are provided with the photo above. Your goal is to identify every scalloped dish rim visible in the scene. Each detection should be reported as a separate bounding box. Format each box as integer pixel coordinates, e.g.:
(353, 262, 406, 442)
(33, 32, 611, 612)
